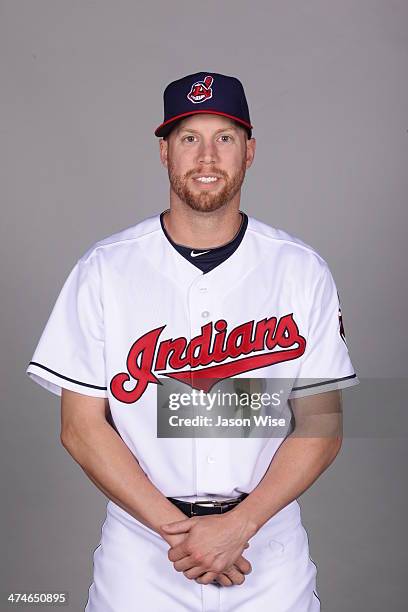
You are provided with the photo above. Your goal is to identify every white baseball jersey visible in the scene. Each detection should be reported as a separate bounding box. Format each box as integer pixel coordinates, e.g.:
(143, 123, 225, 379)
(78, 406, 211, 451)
(26, 211, 358, 611)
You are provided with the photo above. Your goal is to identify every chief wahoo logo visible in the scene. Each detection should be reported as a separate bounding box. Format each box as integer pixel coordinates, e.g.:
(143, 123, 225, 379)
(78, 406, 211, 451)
(187, 75, 214, 103)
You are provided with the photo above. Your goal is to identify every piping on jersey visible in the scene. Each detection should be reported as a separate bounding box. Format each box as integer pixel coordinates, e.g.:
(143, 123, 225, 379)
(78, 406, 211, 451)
(110, 313, 306, 404)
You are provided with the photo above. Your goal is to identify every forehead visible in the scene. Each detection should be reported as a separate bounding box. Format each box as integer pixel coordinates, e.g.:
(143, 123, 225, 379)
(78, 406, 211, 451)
(175, 113, 239, 133)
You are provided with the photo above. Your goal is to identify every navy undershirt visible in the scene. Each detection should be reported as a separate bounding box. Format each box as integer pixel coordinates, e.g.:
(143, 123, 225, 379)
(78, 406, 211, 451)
(160, 210, 248, 274)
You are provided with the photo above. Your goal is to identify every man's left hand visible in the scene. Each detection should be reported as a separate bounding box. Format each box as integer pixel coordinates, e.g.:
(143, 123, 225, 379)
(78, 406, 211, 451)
(161, 512, 256, 579)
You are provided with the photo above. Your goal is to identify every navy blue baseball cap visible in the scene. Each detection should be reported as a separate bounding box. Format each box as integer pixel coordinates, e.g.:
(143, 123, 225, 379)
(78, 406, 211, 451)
(154, 71, 253, 139)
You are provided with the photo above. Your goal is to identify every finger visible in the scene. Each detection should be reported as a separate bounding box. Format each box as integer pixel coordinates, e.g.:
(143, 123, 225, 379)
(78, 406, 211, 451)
(194, 571, 219, 585)
(215, 573, 233, 587)
(173, 555, 198, 572)
(193, 570, 234, 587)
(161, 519, 193, 534)
(183, 565, 209, 580)
(234, 556, 252, 575)
(167, 546, 189, 562)
(223, 566, 245, 586)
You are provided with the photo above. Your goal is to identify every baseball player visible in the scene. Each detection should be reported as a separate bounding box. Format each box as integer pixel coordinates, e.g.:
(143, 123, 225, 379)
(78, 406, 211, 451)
(26, 71, 359, 611)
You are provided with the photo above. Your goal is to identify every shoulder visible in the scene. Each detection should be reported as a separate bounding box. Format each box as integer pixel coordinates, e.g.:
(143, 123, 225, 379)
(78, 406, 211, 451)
(78, 213, 162, 265)
(247, 214, 330, 276)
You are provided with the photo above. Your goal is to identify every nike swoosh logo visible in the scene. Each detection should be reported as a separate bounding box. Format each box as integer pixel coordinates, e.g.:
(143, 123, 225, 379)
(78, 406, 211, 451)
(190, 250, 211, 258)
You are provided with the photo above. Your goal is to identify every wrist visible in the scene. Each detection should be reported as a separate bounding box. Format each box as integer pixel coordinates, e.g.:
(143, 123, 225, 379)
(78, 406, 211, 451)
(228, 504, 260, 539)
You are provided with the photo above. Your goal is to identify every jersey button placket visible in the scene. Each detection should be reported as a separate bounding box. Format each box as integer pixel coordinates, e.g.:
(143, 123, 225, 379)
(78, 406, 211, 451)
(188, 277, 215, 497)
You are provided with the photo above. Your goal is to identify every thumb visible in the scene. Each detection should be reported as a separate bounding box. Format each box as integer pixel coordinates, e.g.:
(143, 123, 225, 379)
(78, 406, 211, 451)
(161, 519, 192, 533)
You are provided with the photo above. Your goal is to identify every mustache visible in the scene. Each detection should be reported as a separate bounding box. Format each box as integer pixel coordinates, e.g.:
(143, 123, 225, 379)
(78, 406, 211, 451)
(185, 169, 227, 179)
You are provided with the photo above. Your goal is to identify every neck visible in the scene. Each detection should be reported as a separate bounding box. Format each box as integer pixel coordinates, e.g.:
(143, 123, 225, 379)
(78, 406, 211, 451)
(163, 196, 242, 249)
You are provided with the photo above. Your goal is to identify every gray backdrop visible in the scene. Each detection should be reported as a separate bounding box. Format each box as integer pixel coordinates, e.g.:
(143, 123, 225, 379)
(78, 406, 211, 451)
(1, 1, 407, 610)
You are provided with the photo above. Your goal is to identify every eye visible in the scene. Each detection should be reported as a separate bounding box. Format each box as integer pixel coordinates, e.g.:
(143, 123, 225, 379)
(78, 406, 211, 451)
(182, 135, 196, 143)
(219, 134, 233, 142)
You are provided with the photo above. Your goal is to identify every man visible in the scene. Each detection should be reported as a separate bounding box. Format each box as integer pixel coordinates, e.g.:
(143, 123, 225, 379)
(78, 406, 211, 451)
(26, 72, 359, 611)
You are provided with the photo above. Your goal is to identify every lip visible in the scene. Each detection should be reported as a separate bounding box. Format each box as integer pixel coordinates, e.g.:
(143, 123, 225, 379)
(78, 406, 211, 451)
(191, 174, 222, 179)
(192, 176, 222, 187)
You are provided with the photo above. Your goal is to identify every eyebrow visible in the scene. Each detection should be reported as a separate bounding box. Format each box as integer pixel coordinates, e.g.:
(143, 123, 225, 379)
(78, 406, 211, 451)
(177, 126, 237, 135)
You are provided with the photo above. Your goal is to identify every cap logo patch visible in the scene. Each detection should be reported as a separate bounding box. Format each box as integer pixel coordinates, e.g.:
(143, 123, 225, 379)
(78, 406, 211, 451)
(187, 75, 214, 104)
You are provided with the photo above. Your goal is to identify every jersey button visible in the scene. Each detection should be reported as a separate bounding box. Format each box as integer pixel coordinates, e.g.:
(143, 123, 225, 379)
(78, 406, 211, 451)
(201, 310, 210, 318)
(207, 456, 216, 464)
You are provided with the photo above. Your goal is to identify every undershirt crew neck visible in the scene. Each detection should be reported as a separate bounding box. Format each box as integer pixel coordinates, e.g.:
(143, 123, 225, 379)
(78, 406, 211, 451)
(159, 210, 248, 274)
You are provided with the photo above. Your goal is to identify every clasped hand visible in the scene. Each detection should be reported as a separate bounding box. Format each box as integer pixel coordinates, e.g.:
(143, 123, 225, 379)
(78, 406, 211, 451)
(161, 512, 253, 586)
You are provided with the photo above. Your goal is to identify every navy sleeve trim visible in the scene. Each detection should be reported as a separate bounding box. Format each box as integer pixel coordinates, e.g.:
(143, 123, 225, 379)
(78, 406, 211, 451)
(292, 373, 357, 391)
(29, 361, 108, 391)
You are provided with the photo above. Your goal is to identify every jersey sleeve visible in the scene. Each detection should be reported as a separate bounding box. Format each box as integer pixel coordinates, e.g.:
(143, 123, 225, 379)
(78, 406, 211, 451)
(289, 262, 359, 399)
(26, 253, 108, 398)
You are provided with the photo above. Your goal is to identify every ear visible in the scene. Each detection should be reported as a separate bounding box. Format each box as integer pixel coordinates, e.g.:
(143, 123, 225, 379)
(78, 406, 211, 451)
(245, 137, 256, 169)
(159, 138, 168, 168)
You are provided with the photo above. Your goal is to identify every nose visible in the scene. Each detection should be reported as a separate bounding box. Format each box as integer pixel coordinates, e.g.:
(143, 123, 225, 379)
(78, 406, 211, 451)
(197, 138, 218, 165)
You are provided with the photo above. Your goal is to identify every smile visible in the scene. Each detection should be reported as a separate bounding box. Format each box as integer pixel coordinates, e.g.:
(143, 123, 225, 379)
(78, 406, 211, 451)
(194, 176, 220, 183)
